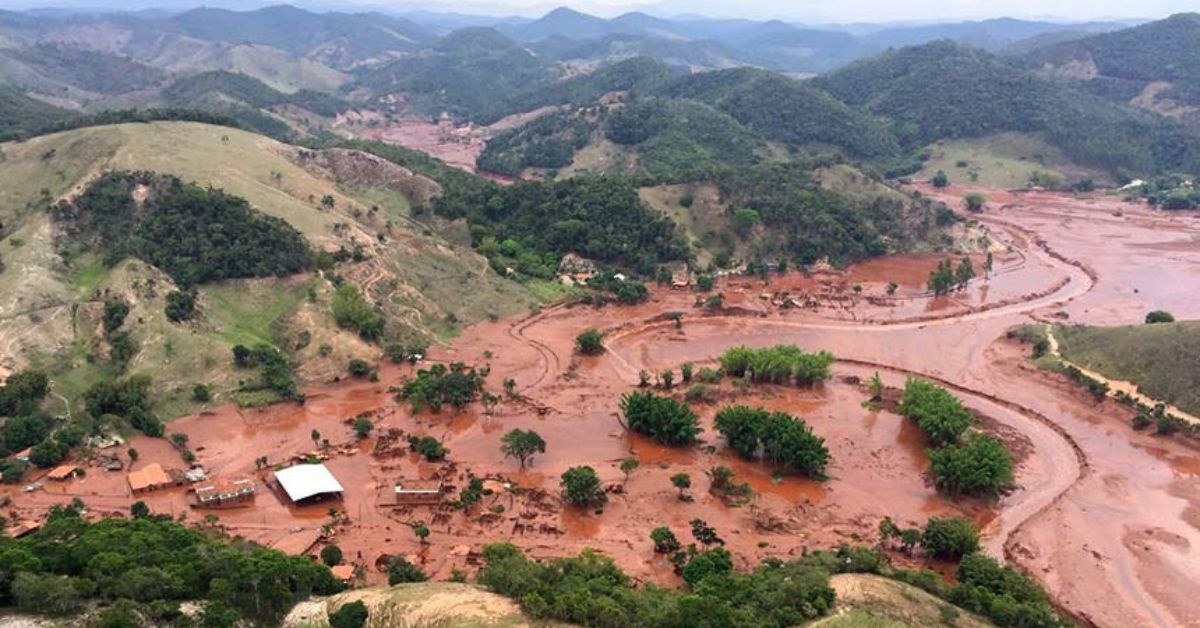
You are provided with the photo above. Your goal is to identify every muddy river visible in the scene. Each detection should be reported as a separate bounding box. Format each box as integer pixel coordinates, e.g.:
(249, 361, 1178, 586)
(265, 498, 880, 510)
(5, 185, 1198, 627)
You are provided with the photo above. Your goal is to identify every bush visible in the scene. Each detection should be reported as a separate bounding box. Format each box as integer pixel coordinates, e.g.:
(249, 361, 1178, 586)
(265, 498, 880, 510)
(347, 359, 371, 377)
(560, 465, 606, 508)
(191, 384, 211, 403)
(575, 329, 605, 355)
(164, 290, 197, 322)
(387, 556, 427, 585)
(650, 527, 681, 553)
(619, 392, 701, 446)
(320, 544, 343, 567)
(920, 517, 980, 560)
(397, 362, 485, 412)
(408, 436, 448, 461)
(684, 384, 717, 404)
(1145, 310, 1175, 324)
(329, 601, 368, 628)
(331, 283, 385, 341)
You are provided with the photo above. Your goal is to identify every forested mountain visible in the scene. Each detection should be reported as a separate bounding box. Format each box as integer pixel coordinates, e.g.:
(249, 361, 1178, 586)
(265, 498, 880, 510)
(1022, 13, 1200, 125)
(0, 85, 70, 141)
(816, 41, 1200, 175)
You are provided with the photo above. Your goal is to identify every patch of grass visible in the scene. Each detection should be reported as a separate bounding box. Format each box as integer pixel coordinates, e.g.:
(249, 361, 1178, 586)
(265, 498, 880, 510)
(234, 389, 283, 408)
(1056, 321, 1200, 416)
(67, 252, 108, 296)
(916, 132, 1096, 189)
(203, 279, 310, 349)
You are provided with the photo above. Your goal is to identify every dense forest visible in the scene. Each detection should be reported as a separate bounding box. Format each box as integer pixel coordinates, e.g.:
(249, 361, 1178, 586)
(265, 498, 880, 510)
(816, 40, 1200, 175)
(52, 171, 311, 287)
(0, 509, 342, 625)
(162, 71, 345, 118)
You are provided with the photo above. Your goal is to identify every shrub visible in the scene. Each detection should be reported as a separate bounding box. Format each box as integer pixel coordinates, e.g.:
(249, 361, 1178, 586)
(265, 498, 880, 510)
(1144, 310, 1174, 324)
(681, 547, 733, 587)
(408, 436, 447, 461)
(920, 517, 980, 560)
(347, 359, 371, 377)
(650, 527, 681, 553)
(575, 329, 605, 355)
(718, 345, 834, 385)
(164, 290, 197, 322)
(387, 556, 427, 585)
(191, 384, 211, 403)
(329, 601, 368, 628)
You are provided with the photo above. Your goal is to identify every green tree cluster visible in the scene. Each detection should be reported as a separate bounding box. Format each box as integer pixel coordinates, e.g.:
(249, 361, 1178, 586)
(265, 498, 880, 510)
(713, 405, 830, 478)
(618, 392, 702, 446)
(897, 378, 974, 445)
(397, 362, 486, 412)
(331, 283, 385, 341)
(718, 345, 834, 385)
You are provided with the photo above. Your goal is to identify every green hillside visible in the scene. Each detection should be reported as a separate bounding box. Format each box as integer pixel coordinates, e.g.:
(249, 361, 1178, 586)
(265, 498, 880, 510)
(0, 122, 539, 418)
(816, 40, 1200, 176)
(1056, 321, 1200, 416)
(0, 86, 70, 141)
(1025, 13, 1200, 118)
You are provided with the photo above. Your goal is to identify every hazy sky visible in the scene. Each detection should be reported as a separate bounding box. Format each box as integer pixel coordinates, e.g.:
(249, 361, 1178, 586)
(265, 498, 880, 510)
(363, 0, 1192, 22)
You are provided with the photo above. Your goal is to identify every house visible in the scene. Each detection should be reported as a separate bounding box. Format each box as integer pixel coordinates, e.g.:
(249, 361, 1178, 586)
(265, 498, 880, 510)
(192, 478, 256, 508)
(391, 479, 443, 506)
(9, 521, 40, 538)
(272, 463, 345, 505)
(11, 448, 31, 463)
(47, 465, 81, 481)
(128, 463, 173, 494)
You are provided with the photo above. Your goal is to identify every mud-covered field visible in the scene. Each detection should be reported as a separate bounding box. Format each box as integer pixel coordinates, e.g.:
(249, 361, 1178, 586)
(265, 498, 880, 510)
(5, 186, 1198, 627)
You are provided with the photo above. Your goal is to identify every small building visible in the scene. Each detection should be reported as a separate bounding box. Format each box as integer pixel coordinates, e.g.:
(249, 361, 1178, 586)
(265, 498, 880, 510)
(192, 478, 256, 508)
(392, 479, 443, 506)
(11, 448, 31, 463)
(128, 463, 173, 494)
(272, 463, 345, 505)
(47, 465, 81, 481)
(330, 565, 356, 583)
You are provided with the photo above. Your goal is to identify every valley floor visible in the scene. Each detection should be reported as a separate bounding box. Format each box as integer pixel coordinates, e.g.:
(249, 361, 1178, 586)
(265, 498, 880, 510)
(3, 186, 1198, 627)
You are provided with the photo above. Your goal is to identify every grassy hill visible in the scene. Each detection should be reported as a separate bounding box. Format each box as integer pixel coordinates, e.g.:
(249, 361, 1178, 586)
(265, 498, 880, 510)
(0, 121, 540, 418)
(1056, 321, 1200, 416)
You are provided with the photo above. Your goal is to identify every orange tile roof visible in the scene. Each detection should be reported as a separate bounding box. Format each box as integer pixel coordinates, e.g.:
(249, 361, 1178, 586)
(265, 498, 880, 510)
(330, 565, 356, 580)
(128, 463, 171, 492)
(47, 465, 78, 480)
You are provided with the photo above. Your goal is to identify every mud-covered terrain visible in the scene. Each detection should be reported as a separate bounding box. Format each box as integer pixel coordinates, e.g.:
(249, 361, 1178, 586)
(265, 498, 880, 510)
(4, 186, 1198, 627)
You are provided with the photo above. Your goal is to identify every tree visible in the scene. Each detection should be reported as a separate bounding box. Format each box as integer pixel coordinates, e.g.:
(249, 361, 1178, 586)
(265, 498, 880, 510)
(682, 547, 733, 587)
(130, 501, 150, 519)
(714, 405, 830, 478)
(680, 362, 694, 382)
(311, 429, 321, 446)
(127, 448, 138, 462)
(387, 556, 428, 585)
(1145, 310, 1175, 324)
(575, 329, 604, 355)
(650, 526, 681, 553)
(352, 417, 374, 439)
(29, 440, 67, 468)
(412, 522, 430, 545)
(501, 429, 546, 468)
(481, 391, 500, 415)
(671, 472, 692, 500)
(898, 378, 973, 446)
(503, 378, 518, 398)
(329, 601, 368, 628)
(689, 518, 723, 546)
(619, 457, 640, 486)
(408, 436, 448, 461)
(954, 258, 975, 289)
(696, 274, 714, 292)
(983, 252, 993, 276)
(927, 259, 956, 296)
(733, 208, 761, 237)
(867, 372, 883, 402)
(932, 170, 949, 188)
(320, 544, 344, 567)
(560, 465, 606, 508)
(659, 369, 674, 390)
(920, 517, 980, 560)
(321, 194, 336, 209)
(964, 193, 986, 212)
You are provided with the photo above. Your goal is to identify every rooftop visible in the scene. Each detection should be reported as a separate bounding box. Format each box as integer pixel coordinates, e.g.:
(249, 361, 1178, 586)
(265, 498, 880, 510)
(273, 463, 344, 502)
(128, 463, 172, 492)
(395, 479, 443, 493)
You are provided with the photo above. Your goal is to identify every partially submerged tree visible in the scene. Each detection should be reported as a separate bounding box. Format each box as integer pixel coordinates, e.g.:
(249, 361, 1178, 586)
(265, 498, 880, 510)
(501, 429, 546, 468)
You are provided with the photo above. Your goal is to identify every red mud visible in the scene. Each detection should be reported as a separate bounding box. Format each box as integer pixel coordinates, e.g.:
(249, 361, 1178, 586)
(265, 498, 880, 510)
(5, 186, 1200, 626)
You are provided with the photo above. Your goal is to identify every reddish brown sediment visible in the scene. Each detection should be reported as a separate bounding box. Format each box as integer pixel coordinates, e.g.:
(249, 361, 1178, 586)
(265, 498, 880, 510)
(4, 187, 1199, 626)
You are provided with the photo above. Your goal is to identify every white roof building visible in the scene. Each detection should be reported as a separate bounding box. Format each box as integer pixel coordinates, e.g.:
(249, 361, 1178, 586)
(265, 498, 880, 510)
(273, 463, 345, 503)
